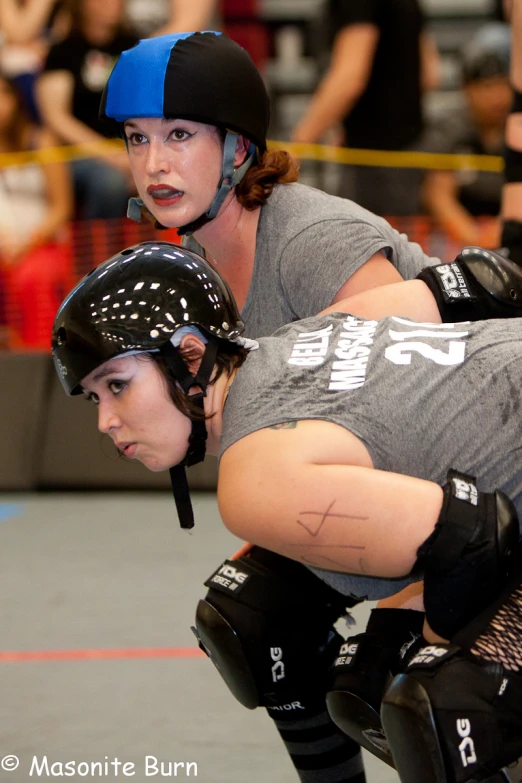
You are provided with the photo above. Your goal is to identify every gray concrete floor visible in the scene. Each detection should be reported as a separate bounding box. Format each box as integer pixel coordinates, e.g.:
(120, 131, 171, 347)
(0, 492, 400, 783)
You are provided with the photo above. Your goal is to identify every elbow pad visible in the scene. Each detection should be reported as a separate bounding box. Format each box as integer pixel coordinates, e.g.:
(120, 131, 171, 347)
(416, 246, 522, 322)
(415, 470, 519, 639)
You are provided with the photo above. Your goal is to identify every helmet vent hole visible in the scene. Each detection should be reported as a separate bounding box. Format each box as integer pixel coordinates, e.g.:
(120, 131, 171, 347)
(121, 247, 135, 256)
(57, 327, 67, 345)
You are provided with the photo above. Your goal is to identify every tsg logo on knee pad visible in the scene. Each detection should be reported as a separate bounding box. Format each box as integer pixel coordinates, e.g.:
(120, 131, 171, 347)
(333, 641, 358, 667)
(409, 645, 449, 666)
(457, 719, 477, 768)
(206, 562, 251, 594)
(270, 647, 285, 682)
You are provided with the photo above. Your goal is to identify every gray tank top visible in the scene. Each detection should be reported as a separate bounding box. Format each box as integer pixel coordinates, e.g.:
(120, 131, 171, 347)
(185, 183, 439, 337)
(221, 313, 522, 600)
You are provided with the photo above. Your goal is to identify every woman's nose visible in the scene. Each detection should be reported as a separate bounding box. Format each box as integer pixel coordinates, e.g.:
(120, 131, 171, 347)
(97, 402, 120, 434)
(145, 138, 171, 176)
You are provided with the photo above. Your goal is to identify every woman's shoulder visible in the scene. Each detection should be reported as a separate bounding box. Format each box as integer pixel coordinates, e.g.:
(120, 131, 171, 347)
(265, 182, 379, 226)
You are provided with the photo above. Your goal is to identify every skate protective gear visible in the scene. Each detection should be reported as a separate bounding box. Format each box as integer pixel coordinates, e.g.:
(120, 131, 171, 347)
(193, 547, 355, 711)
(382, 643, 522, 783)
(416, 247, 522, 322)
(101, 32, 270, 235)
(416, 470, 519, 639)
(326, 608, 425, 767)
(52, 241, 248, 529)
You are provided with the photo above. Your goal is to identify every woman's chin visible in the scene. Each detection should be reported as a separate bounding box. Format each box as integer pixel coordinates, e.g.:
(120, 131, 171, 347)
(147, 200, 207, 230)
(146, 202, 189, 229)
(139, 455, 177, 473)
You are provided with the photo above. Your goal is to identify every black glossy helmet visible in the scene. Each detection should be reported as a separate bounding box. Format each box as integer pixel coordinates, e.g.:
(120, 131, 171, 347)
(52, 241, 244, 396)
(100, 31, 271, 235)
(52, 241, 245, 531)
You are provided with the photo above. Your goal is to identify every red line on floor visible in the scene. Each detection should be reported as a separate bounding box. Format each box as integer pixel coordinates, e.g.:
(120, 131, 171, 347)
(0, 647, 206, 662)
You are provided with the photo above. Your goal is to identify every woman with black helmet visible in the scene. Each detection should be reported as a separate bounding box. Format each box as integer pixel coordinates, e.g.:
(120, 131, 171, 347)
(52, 239, 522, 783)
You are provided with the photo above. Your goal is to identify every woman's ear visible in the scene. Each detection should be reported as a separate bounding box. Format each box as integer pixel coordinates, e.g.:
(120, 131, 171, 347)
(178, 334, 206, 376)
(234, 135, 251, 168)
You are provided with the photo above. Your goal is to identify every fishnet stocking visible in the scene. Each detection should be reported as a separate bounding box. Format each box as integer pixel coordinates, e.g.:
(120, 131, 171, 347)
(471, 585, 522, 671)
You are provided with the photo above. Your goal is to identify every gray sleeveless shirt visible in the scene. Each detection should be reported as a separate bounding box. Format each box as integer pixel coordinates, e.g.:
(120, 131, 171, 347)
(185, 183, 439, 337)
(221, 313, 522, 600)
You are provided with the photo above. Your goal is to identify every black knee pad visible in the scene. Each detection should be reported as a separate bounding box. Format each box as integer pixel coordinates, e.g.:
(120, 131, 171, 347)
(416, 246, 522, 322)
(326, 608, 425, 767)
(382, 644, 522, 783)
(194, 547, 355, 712)
(416, 470, 519, 639)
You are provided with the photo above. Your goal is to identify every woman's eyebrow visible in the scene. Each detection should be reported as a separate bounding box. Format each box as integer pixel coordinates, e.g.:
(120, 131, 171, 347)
(91, 365, 120, 383)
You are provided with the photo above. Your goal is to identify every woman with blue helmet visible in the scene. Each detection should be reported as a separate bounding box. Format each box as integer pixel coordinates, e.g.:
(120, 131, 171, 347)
(99, 31, 445, 326)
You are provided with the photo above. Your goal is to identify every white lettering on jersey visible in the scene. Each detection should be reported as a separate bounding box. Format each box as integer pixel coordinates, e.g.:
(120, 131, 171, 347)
(328, 316, 378, 390)
(288, 325, 333, 367)
(385, 318, 468, 367)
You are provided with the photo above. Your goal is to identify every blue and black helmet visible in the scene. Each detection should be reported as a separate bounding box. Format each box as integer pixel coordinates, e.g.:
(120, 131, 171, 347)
(100, 31, 270, 150)
(100, 32, 271, 234)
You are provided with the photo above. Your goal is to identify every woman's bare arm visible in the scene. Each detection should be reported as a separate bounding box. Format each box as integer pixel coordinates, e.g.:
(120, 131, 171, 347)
(321, 278, 442, 323)
(218, 420, 442, 578)
(0, 0, 56, 44)
(32, 126, 73, 244)
(149, 0, 218, 37)
(291, 24, 379, 143)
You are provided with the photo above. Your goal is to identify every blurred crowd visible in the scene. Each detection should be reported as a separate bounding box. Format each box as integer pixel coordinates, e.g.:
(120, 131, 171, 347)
(0, 0, 220, 348)
(0, 0, 515, 349)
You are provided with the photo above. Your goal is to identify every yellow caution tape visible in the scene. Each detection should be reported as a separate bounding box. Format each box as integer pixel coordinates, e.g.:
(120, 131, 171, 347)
(0, 137, 504, 173)
(0, 139, 125, 168)
(271, 140, 504, 172)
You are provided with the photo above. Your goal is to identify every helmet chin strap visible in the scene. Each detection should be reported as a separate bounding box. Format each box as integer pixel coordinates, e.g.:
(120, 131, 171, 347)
(126, 132, 257, 236)
(163, 340, 218, 530)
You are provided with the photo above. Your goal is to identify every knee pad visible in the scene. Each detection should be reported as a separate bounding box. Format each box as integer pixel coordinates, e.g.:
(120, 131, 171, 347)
(194, 547, 355, 712)
(416, 246, 522, 322)
(382, 644, 522, 783)
(325, 608, 425, 767)
(416, 470, 519, 639)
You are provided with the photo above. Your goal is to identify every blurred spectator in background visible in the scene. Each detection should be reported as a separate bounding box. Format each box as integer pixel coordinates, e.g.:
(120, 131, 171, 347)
(494, 0, 513, 21)
(125, 0, 220, 38)
(0, 1, 69, 122)
(291, 0, 440, 217)
(422, 23, 511, 248)
(0, 70, 72, 348)
(35, 0, 137, 221)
